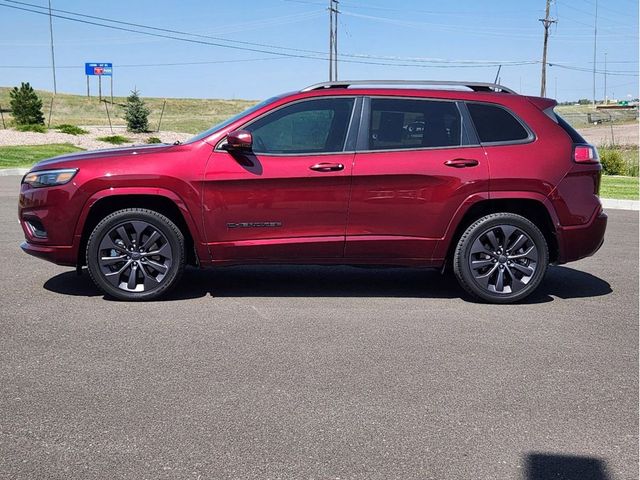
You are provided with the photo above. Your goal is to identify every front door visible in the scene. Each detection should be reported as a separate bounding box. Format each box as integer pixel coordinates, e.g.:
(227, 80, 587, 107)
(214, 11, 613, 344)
(202, 96, 358, 262)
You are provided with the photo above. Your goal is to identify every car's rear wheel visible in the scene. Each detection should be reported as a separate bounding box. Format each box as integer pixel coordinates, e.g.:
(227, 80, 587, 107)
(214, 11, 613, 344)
(86, 208, 185, 301)
(453, 213, 548, 303)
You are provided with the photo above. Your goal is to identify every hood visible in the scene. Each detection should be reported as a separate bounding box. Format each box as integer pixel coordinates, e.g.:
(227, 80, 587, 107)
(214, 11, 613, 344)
(32, 143, 176, 170)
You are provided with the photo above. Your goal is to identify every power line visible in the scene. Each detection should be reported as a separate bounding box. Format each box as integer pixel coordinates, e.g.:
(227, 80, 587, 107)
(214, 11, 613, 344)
(0, 0, 636, 80)
(0, 1, 541, 70)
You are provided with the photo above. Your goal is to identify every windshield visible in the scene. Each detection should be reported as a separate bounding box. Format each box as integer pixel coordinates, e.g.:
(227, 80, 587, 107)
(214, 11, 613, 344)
(185, 95, 285, 144)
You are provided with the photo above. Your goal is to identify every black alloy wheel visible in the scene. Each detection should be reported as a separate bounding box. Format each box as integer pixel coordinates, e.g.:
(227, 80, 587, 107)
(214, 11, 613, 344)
(453, 213, 549, 303)
(86, 209, 185, 301)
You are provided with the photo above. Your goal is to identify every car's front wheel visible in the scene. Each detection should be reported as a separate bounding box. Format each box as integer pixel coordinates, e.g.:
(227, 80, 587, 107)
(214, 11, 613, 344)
(453, 213, 549, 303)
(86, 208, 185, 301)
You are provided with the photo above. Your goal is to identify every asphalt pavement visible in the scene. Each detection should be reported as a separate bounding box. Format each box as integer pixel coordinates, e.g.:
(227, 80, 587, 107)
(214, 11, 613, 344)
(0, 175, 637, 480)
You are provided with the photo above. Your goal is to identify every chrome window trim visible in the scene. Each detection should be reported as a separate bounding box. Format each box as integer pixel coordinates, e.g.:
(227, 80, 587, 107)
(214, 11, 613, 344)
(215, 96, 359, 155)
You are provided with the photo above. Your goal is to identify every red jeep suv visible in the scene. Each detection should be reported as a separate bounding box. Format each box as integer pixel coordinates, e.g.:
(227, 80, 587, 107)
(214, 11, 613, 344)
(18, 80, 607, 303)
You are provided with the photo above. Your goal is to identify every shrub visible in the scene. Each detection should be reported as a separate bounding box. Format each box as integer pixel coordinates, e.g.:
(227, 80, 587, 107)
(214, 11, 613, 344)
(9, 82, 45, 126)
(146, 136, 162, 144)
(600, 148, 626, 176)
(55, 124, 88, 135)
(15, 124, 47, 133)
(123, 89, 150, 133)
(97, 135, 130, 145)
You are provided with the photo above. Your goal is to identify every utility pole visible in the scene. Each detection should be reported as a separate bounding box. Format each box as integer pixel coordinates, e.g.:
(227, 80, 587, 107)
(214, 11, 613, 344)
(603, 52, 608, 104)
(592, 0, 598, 107)
(539, 0, 556, 97)
(48, 0, 57, 94)
(328, 0, 339, 81)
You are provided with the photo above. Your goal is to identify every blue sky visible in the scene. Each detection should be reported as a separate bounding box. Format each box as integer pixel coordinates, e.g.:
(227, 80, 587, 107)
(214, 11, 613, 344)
(1, 0, 637, 101)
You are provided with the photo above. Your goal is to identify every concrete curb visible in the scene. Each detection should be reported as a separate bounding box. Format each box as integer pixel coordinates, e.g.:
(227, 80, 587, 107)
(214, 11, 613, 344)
(601, 198, 640, 211)
(0, 168, 637, 210)
(0, 168, 28, 177)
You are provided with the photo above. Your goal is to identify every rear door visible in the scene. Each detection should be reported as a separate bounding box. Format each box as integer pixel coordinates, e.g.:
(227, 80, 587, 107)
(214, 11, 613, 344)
(345, 96, 489, 263)
(202, 96, 359, 261)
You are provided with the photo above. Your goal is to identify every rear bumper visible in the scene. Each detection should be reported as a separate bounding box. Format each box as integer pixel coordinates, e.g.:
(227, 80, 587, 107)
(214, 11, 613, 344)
(556, 208, 607, 264)
(20, 241, 76, 266)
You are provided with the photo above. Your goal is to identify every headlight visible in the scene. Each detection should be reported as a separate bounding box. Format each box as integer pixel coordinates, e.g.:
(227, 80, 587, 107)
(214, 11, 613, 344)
(22, 168, 78, 188)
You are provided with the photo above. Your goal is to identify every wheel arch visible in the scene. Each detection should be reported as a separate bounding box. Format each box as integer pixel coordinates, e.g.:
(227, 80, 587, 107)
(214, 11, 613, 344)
(439, 196, 559, 265)
(75, 189, 203, 267)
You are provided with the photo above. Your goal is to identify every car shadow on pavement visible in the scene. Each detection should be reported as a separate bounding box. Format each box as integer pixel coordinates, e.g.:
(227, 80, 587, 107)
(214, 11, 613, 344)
(43, 264, 612, 303)
(524, 453, 611, 480)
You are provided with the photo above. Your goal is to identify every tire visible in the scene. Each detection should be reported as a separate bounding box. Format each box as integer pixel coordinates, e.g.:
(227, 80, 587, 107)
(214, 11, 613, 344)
(86, 208, 185, 301)
(453, 213, 549, 304)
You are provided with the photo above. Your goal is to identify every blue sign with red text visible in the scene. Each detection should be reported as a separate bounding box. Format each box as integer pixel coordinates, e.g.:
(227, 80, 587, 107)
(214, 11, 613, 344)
(85, 63, 112, 76)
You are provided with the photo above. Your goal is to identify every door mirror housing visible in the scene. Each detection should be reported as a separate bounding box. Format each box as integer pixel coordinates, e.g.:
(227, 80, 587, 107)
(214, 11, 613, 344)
(223, 130, 253, 151)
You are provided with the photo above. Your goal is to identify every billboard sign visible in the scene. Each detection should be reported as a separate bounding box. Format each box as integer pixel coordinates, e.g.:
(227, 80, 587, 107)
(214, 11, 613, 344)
(85, 63, 113, 76)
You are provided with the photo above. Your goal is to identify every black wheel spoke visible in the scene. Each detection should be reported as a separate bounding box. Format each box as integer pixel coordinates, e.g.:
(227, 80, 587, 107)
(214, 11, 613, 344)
(471, 258, 495, 269)
(145, 259, 168, 274)
(116, 226, 133, 249)
(141, 230, 161, 251)
(485, 230, 500, 250)
(127, 263, 139, 290)
(509, 246, 537, 261)
(130, 221, 148, 245)
(100, 254, 127, 266)
(495, 267, 505, 292)
(509, 262, 535, 277)
(508, 233, 527, 253)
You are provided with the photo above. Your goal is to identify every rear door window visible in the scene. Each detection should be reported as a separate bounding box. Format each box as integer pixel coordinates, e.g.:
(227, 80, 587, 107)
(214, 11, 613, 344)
(467, 103, 531, 144)
(368, 98, 462, 150)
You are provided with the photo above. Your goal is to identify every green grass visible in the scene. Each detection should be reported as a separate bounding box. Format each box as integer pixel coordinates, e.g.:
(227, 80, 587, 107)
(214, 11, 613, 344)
(0, 143, 84, 168)
(96, 135, 130, 145)
(600, 175, 639, 200)
(0, 87, 257, 134)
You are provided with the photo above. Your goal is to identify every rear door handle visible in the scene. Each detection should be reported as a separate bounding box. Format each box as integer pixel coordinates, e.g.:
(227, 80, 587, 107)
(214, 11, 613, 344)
(444, 158, 479, 168)
(309, 162, 345, 172)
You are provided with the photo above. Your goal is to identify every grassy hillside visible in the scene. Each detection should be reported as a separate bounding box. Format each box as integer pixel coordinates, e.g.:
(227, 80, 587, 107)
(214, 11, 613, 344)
(0, 86, 636, 133)
(0, 87, 257, 134)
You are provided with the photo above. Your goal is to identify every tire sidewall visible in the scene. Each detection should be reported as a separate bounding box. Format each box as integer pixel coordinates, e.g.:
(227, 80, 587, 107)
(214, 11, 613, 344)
(454, 214, 549, 304)
(86, 209, 184, 301)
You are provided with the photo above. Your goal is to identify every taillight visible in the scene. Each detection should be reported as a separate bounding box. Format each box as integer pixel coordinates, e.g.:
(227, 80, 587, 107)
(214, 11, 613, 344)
(573, 144, 599, 163)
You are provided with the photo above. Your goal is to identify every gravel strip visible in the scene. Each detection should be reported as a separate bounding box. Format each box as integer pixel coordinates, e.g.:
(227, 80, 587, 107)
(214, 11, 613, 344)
(0, 126, 192, 149)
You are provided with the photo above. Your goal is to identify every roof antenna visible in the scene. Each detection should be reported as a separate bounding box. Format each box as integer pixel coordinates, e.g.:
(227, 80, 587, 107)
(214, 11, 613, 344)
(493, 65, 502, 87)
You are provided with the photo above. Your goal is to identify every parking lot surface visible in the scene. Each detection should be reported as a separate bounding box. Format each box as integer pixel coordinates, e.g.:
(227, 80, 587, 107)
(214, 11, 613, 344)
(0, 175, 637, 479)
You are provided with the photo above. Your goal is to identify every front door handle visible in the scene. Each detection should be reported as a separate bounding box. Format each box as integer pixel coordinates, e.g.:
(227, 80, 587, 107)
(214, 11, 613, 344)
(444, 158, 479, 168)
(309, 162, 345, 172)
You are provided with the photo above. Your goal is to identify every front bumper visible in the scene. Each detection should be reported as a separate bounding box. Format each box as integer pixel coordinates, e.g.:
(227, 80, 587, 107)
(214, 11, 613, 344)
(556, 208, 607, 264)
(20, 241, 77, 266)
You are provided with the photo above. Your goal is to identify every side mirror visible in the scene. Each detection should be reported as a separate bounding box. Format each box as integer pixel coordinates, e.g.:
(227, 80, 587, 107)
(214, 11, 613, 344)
(223, 130, 253, 151)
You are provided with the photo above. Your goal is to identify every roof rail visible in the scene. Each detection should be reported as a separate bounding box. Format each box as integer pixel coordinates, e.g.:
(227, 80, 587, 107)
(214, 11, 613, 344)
(301, 80, 516, 94)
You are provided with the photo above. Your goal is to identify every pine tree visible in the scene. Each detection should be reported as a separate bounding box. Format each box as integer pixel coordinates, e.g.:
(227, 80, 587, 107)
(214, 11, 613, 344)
(9, 82, 45, 126)
(124, 89, 150, 133)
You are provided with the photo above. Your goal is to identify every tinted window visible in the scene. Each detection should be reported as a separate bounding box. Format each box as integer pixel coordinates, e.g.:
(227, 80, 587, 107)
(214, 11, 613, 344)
(467, 103, 530, 143)
(556, 113, 586, 143)
(369, 98, 462, 150)
(246, 97, 354, 154)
